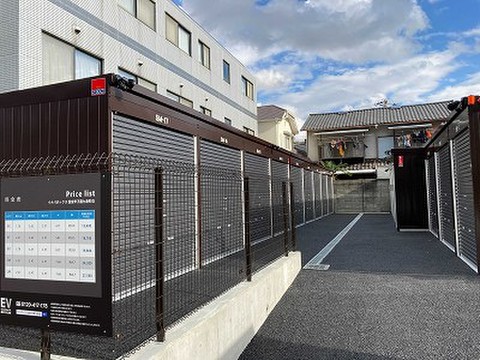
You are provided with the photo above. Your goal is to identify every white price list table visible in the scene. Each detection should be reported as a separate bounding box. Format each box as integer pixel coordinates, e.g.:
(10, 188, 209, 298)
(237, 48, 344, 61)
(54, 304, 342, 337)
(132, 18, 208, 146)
(4, 210, 96, 283)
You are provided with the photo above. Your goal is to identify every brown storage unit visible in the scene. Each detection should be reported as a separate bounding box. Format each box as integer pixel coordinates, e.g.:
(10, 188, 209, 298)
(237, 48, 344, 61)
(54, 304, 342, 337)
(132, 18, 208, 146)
(0, 75, 334, 359)
(424, 96, 480, 273)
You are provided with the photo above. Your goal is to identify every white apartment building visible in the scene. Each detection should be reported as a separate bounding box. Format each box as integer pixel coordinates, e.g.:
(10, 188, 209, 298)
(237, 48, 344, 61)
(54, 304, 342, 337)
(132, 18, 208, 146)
(0, 0, 258, 133)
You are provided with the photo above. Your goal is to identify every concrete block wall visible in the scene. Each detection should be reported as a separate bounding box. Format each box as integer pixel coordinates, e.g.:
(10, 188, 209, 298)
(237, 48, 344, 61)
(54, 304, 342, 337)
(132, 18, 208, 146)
(335, 179, 390, 213)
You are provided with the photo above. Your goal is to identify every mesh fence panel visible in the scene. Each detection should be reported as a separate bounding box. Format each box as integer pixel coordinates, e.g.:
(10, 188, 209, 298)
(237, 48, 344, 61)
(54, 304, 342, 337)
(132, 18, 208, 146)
(0, 153, 308, 359)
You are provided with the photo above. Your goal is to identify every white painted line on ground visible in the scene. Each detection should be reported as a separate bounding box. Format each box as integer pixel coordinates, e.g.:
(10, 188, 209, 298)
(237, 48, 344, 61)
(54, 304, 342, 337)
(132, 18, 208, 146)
(303, 264, 330, 271)
(303, 213, 364, 269)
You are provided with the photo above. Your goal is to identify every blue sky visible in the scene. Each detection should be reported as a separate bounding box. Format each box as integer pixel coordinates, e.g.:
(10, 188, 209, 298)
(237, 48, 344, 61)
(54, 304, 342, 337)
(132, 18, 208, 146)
(173, 0, 480, 126)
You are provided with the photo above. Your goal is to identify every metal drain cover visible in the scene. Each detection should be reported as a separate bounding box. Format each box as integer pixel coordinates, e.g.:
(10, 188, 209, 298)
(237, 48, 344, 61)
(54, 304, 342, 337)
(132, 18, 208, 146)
(303, 264, 330, 271)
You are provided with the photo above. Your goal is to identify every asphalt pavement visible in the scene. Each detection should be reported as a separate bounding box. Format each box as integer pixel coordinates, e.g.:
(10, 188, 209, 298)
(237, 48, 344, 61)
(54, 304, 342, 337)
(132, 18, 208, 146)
(240, 214, 480, 360)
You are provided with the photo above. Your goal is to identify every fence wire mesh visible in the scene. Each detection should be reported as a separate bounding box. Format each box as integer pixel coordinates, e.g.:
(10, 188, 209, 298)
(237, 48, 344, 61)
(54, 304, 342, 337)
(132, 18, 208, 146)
(0, 153, 302, 360)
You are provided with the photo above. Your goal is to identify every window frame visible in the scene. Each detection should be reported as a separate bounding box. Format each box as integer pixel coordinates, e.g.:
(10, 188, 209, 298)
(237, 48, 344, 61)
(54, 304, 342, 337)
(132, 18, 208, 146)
(198, 40, 211, 69)
(118, 68, 157, 92)
(42, 33, 102, 85)
(223, 60, 231, 84)
(242, 76, 254, 100)
(165, 13, 191, 56)
(119, 0, 156, 30)
(200, 106, 212, 117)
(167, 90, 193, 108)
(243, 126, 255, 136)
(285, 135, 292, 150)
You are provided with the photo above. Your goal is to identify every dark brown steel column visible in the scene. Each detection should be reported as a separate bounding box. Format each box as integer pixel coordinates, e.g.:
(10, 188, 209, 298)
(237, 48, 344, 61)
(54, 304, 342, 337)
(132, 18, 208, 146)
(155, 168, 166, 340)
(40, 328, 51, 360)
(282, 182, 289, 256)
(244, 177, 252, 281)
(467, 96, 480, 273)
(290, 182, 297, 251)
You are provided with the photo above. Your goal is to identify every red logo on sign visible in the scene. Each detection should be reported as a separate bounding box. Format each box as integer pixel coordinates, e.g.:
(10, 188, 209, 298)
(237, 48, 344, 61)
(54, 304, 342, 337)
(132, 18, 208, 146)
(398, 155, 404, 168)
(91, 78, 106, 96)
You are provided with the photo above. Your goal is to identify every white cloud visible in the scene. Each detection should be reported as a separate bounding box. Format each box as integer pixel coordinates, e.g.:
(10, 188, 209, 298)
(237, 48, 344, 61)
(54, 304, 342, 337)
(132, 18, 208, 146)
(463, 27, 480, 37)
(254, 68, 293, 91)
(427, 72, 480, 101)
(181, 0, 429, 65)
(177, 0, 479, 131)
(274, 48, 460, 122)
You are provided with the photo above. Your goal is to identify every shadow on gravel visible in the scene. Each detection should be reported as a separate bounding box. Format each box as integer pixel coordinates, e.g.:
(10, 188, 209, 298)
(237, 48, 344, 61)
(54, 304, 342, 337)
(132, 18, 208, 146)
(239, 335, 401, 360)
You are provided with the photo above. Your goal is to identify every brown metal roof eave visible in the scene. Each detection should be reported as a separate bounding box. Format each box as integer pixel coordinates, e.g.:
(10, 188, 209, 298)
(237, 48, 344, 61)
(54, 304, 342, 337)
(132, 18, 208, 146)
(0, 75, 318, 170)
(0, 76, 98, 108)
(114, 83, 316, 168)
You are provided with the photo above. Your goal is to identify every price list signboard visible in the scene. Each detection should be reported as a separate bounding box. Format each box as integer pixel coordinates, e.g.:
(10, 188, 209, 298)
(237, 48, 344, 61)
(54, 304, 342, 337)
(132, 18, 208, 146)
(0, 173, 111, 336)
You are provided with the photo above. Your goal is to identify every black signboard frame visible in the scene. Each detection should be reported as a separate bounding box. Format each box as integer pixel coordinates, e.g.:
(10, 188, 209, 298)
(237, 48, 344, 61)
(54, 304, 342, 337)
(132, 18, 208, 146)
(0, 172, 112, 336)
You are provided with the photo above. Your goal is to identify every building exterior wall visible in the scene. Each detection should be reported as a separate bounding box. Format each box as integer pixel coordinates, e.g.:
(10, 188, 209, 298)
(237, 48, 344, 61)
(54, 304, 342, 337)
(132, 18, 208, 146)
(258, 117, 296, 151)
(258, 121, 277, 145)
(7, 0, 258, 132)
(306, 132, 320, 162)
(0, 0, 19, 93)
(308, 125, 430, 162)
(276, 117, 295, 151)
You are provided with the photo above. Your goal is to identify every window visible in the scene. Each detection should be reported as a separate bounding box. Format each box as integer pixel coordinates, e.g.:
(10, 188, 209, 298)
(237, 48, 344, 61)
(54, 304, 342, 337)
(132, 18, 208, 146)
(378, 136, 394, 158)
(119, 0, 156, 29)
(243, 126, 255, 136)
(138, 77, 157, 92)
(42, 33, 101, 85)
(224, 117, 232, 126)
(285, 135, 292, 150)
(242, 76, 254, 100)
(223, 60, 230, 83)
(167, 90, 193, 108)
(166, 14, 191, 55)
(198, 41, 211, 69)
(118, 68, 157, 92)
(200, 106, 212, 117)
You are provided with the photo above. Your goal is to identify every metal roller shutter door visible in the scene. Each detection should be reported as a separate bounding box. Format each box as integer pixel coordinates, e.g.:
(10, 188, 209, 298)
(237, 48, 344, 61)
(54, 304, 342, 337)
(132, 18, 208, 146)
(271, 160, 289, 235)
(200, 141, 243, 265)
(428, 157, 439, 237)
(112, 115, 196, 293)
(244, 153, 271, 243)
(304, 171, 314, 221)
(437, 145, 455, 251)
(314, 173, 321, 219)
(291, 167, 304, 226)
(453, 131, 477, 268)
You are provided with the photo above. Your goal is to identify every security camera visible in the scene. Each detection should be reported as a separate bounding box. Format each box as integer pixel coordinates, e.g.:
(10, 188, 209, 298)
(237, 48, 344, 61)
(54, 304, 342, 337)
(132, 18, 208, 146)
(111, 74, 135, 91)
(179, 83, 184, 88)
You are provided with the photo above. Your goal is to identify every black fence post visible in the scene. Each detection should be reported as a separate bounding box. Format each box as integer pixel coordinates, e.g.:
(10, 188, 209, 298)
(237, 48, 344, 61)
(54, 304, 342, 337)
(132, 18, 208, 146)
(290, 182, 297, 251)
(282, 182, 289, 256)
(40, 328, 51, 360)
(244, 177, 252, 281)
(155, 168, 165, 342)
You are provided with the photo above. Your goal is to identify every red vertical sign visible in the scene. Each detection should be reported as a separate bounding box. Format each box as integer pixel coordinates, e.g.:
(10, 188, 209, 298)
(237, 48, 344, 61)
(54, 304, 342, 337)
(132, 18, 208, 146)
(398, 155, 404, 168)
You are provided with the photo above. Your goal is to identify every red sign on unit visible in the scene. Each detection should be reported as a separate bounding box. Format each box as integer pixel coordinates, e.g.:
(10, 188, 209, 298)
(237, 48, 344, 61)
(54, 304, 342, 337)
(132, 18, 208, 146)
(398, 155, 404, 168)
(91, 78, 106, 96)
